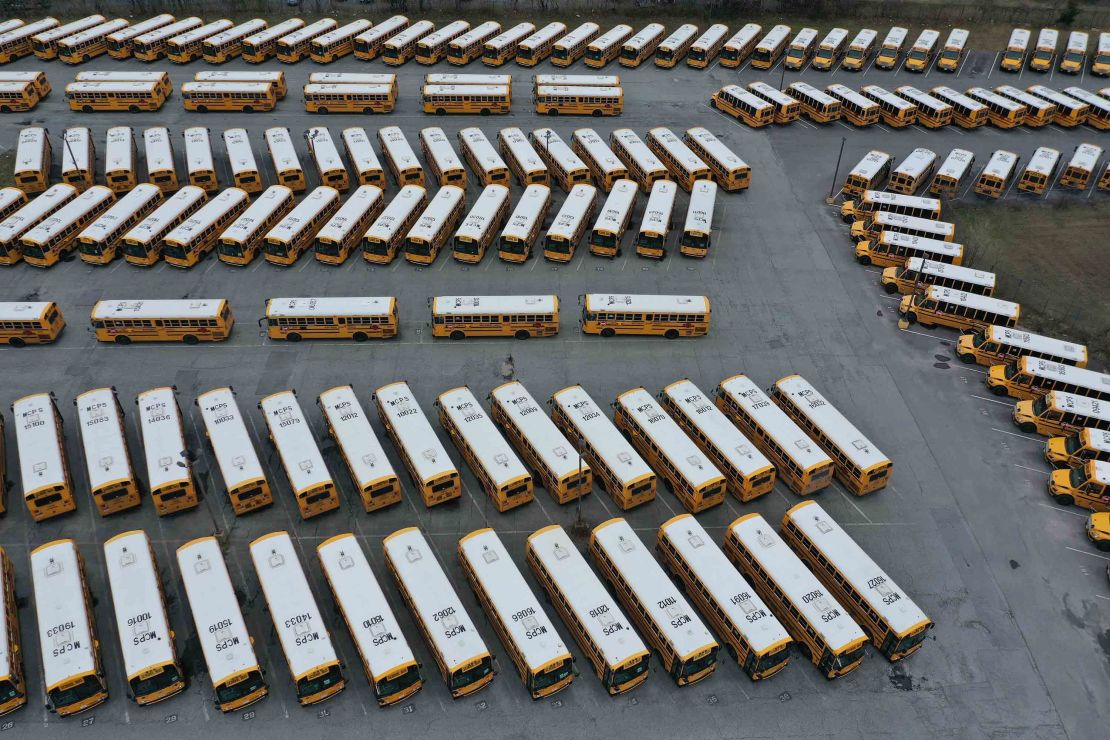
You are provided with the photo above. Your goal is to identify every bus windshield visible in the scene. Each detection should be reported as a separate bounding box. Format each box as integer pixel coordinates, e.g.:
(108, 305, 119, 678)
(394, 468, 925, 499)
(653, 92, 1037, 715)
(1002, 50, 1023, 63)
(375, 665, 421, 701)
(610, 656, 648, 687)
(296, 665, 343, 700)
(892, 629, 929, 657)
(0, 679, 17, 704)
(592, 231, 616, 248)
(639, 232, 663, 250)
(1070, 468, 1087, 488)
(684, 231, 709, 249)
(750, 647, 789, 676)
(50, 676, 102, 710)
(828, 645, 865, 672)
(315, 241, 341, 257)
(215, 670, 265, 706)
(908, 48, 928, 61)
(679, 649, 717, 680)
(407, 240, 432, 257)
(1065, 436, 1083, 454)
(532, 659, 573, 692)
(449, 657, 493, 691)
(129, 664, 182, 698)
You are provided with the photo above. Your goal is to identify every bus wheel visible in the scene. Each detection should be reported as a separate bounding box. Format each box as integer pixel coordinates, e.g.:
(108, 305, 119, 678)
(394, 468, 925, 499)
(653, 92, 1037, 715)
(7, 337, 25, 347)
(1019, 422, 1036, 433)
(450, 330, 465, 340)
(243, 105, 254, 113)
(319, 106, 329, 114)
(364, 107, 374, 114)
(1052, 493, 1074, 506)
(480, 108, 490, 116)
(548, 109, 559, 116)
(436, 108, 446, 115)
(82, 105, 93, 113)
(182, 335, 199, 345)
(353, 332, 368, 342)
(958, 352, 976, 364)
(114, 335, 132, 345)
(883, 282, 899, 294)
(514, 329, 530, 340)
(1097, 540, 1110, 552)
(129, 105, 139, 113)
(856, 255, 871, 265)
(286, 332, 301, 342)
(990, 385, 1009, 396)
(600, 328, 615, 338)
(592, 109, 602, 117)
(711, 99, 718, 109)
(0, 105, 9, 113)
(664, 329, 680, 339)
(903, 312, 917, 325)
(197, 105, 207, 113)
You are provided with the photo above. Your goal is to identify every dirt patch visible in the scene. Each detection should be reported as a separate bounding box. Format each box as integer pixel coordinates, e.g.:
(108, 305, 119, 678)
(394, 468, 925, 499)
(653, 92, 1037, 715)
(948, 198, 1110, 365)
(0, 151, 13, 188)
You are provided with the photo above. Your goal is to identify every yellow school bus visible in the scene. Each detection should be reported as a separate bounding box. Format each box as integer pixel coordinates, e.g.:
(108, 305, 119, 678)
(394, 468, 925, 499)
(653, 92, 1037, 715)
(74, 387, 141, 516)
(317, 389, 403, 513)
(195, 388, 273, 514)
(265, 297, 397, 342)
(91, 298, 234, 344)
(581, 293, 710, 338)
(431, 294, 559, 339)
(258, 393, 340, 520)
(135, 387, 199, 515)
(0, 300, 65, 347)
(374, 381, 461, 507)
(0, 545, 27, 715)
(11, 392, 76, 521)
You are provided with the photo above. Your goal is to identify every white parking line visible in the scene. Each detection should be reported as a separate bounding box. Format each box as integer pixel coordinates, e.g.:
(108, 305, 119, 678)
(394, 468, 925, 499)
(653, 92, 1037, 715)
(990, 427, 1042, 443)
(898, 327, 937, 339)
(987, 52, 1000, 78)
(1065, 546, 1110, 562)
(1038, 501, 1083, 515)
(971, 394, 1011, 406)
(1017, 464, 1050, 476)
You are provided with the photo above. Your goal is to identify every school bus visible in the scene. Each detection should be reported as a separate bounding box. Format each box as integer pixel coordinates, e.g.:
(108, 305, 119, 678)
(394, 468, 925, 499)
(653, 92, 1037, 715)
(927, 147, 975, 197)
(181, 81, 276, 112)
(609, 128, 669, 192)
(499, 127, 548, 185)
(183, 126, 217, 192)
(588, 179, 635, 258)
(531, 128, 590, 191)
(404, 185, 465, 264)
(162, 188, 249, 268)
(930, 85, 989, 128)
(1015, 391, 1110, 437)
(0, 300, 64, 347)
(135, 387, 198, 515)
(769, 375, 892, 495)
(657, 515, 791, 679)
(32, 15, 105, 60)
(957, 325, 1088, 369)
(0, 18, 59, 64)
(132, 17, 202, 61)
(688, 24, 729, 68)
(264, 186, 341, 266)
(379, 126, 426, 186)
(12, 392, 76, 521)
(679, 180, 717, 258)
(195, 70, 287, 97)
(966, 87, 1027, 128)
(552, 22, 600, 67)
(826, 84, 880, 126)
(896, 85, 954, 127)
(122, 186, 207, 266)
(656, 24, 699, 68)
(459, 529, 573, 698)
(526, 525, 651, 693)
(1045, 428, 1110, 469)
(1027, 84, 1089, 126)
(843, 150, 891, 196)
(431, 294, 559, 339)
(141, 126, 177, 194)
(0, 79, 42, 113)
(275, 18, 336, 61)
(91, 298, 234, 344)
(304, 83, 395, 114)
(634, 179, 677, 259)
(482, 22, 534, 66)
(0, 545, 26, 714)
(618, 23, 664, 67)
(881, 258, 994, 297)
(437, 386, 534, 511)
(904, 28, 940, 72)
(1049, 461, 1110, 512)
(422, 83, 511, 114)
(535, 85, 623, 116)
(1094, 31, 1110, 76)
(223, 128, 262, 194)
(266, 296, 396, 342)
(842, 28, 878, 71)
(57, 18, 129, 64)
(840, 189, 942, 223)
(549, 385, 656, 508)
(1059, 143, 1103, 189)
(415, 20, 470, 64)
(499, 183, 550, 261)
(974, 149, 1021, 198)
(264, 127, 305, 192)
(448, 21, 500, 65)
(458, 127, 509, 186)
(21, 185, 115, 268)
(384, 528, 495, 698)
(877, 26, 910, 69)
(241, 18, 304, 62)
(102, 126, 136, 194)
(994, 85, 1056, 126)
(850, 210, 955, 244)
(314, 186, 386, 263)
(544, 183, 596, 262)
(647, 127, 712, 190)
(747, 80, 802, 123)
(317, 534, 421, 704)
(1016, 146, 1061, 194)
(195, 387, 272, 514)
(725, 514, 869, 677)
(889, 148, 938, 194)
(363, 185, 427, 264)
(166, 19, 234, 63)
(60, 126, 94, 192)
(516, 22, 565, 66)
(31, 540, 109, 716)
(613, 388, 727, 513)
(202, 18, 266, 63)
(310, 19, 372, 63)
(750, 24, 791, 69)
(343, 126, 387, 187)
(860, 84, 916, 127)
(719, 23, 762, 67)
(585, 24, 632, 68)
(249, 532, 346, 704)
(62, 80, 167, 112)
(581, 293, 710, 338)
(103, 531, 186, 705)
(352, 15, 409, 61)
(421, 127, 468, 188)
(1001, 28, 1030, 71)
(452, 184, 509, 262)
(1029, 28, 1059, 72)
(712, 84, 775, 127)
(935, 28, 969, 71)
(10, 127, 55, 195)
(899, 286, 1020, 333)
(784, 27, 818, 70)
(782, 501, 934, 659)
(176, 537, 268, 712)
(374, 381, 461, 506)
(381, 20, 434, 65)
(987, 356, 1110, 402)
(0, 189, 27, 230)
(317, 387, 402, 512)
(76, 183, 162, 265)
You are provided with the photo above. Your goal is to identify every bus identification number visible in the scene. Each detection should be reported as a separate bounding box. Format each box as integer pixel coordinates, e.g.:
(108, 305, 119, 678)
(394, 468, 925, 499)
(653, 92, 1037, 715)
(363, 614, 398, 645)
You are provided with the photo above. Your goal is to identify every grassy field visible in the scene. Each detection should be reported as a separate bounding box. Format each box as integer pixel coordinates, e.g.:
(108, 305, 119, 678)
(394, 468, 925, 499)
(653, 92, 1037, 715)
(950, 197, 1110, 363)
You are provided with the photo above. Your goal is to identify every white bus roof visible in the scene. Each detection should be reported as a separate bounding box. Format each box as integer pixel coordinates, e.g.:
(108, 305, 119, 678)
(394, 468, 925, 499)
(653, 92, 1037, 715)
(730, 514, 867, 651)
(1026, 85, 1085, 110)
(458, 127, 507, 174)
(264, 127, 301, 174)
(625, 23, 665, 50)
(556, 22, 600, 49)
(849, 28, 878, 48)
(985, 326, 1087, 363)
(527, 525, 648, 666)
(66, 80, 158, 95)
(693, 24, 729, 50)
(748, 80, 799, 107)
(267, 296, 392, 318)
(104, 531, 176, 678)
(378, 126, 421, 170)
(268, 187, 339, 242)
(660, 23, 699, 50)
(165, 188, 247, 245)
(383, 20, 433, 49)
(432, 294, 557, 315)
(306, 127, 344, 173)
(926, 286, 1019, 318)
(194, 70, 283, 85)
(12, 392, 66, 494)
(134, 18, 201, 45)
(616, 388, 723, 488)
(94, 298, 225, 321)
(418, 20, 469, 50)
(250, 532, 338, 679)
(455, 184, 509, 242)
(74, 70, 168, 84)
(32, 541, 97, 689)
(773, 375, 890, 470)
(787, 501, 931, 635)
(718, 84, 775, 112)
(572, 128, 625, 174)
(438, 386, 530, 488)
(176, 537, 259, 686)
(550, 385, 653, 486)
(893, 147, 938, 177)
(585, 293, 709, 314)
(880, 231, 964, 259)
(0, 188, 25, 214)
(485, 22, 534, 50)
(1036, 28, 1059, 47)
(280, 19, 337, 46)
(532, 128, 587, 172)
(423, 84, 509, 98)
(421, 126, 465, 174)
(317, 186, 384, 242)
(61, 127, 91, 170)
(1067, 143, 1103, 171)
(934, 148, 974, 180)
(143, 127, 173, 172)
(930, 85, 987, 112)
(943, 28, 969, 47)
(995, 85, 1054, 113)
(308, 72, 396, 86)
(124, 186, 206, 244)
(203, 18, 266, 47)
(1080, 429, 1110, 454)
(22, 187, 113, 245)
(1099, 31, 1110, 54)
(460, 529, 569, 672)
(317, 534, 415, 681)
(135, 387, 190, 491)
(591, 180, 636, 234)
(317, 386, 397, 491)
(757, 25, 792, 51)
(828, 83, 880, 110)
(181, 81, 272, 95)
(1008, 28, 1030, 48)
(353, 15, 408, 46)
(640, 179, 677, 235)
(1017, 356, 1110, 396)
(104, 126, 135, 173)
(222, 128, 257, 176)
(195, 387, 265, 491)
(718, 375, 832, 470)
(610, 128, 665, 172)
(78, 184, 160, 243)
(221, 185, 292, 243)
(0, 301, 52, 322)
(981, 149, 1020, 179)
(859, 190, 941, 211)
(33, 15, 105, 44)
(862, 84, 914, 111)
(789, 28, 818, 48)
(685, 127, 749, 173)
(0, 548, 11, 679)
(661, 379, 772, 477)
(0, 19, 56, 44)
(684, 180, 716, 235)
(648, 127, 708, 173)
(425, 72, 510, 86)
(548, 184, 596, 239)
(660, 515, 790, 653)
(374, 381, 455, 483)
(1024, 146, 1062, 177)
(849, 150, 892, 180)
(499, 127, 546, 174)
(490, 381, 590, 480)
(383, 528, 489, 672)
(871, 211, 954, 235)
(341, 127, 383, 177)
(183, 127, 214, 174)
(501, 184, 550, 241)
(536, 85, 622, 99)
(259, 392, 332, 494)
(905, 257, 994, 289)
(590, 24, 633, 51)
(365, 185, 426, 242)
(1046, 392, 1110, 422)
(407, 185, 464, 242)
(593, 519, 715, 658)
(169, 19, 233, 46)
(911, 28, 941, 48)
(312, 19, 372, 48)
(968, 87, 1025, 113)
(882, 26, 909, 47)
(520, 22, 565, 48)
(244, 18, 304, 45)
(896, 85, 952, 112)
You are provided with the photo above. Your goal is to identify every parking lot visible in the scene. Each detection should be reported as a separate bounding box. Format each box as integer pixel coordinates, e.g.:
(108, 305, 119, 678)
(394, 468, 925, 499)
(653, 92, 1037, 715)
(0, 42, 1107, 739)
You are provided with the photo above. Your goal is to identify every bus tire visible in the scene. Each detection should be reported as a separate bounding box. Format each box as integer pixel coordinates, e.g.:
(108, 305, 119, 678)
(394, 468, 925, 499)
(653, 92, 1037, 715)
(990, 385, 1009, 397)
(592, 109, 602, 117)
(600, 328, 615, 338)
(664, 329, 680, 339)
(1052, 493, 1074, 506)
(319, 106, 329, 114)
(286, 332, 301, 342)
(1097, 540, 1110, 552)
(450, 330, 465, 340)
(711, 99, 718, 109)
(958, 352, 976, 364)
(7, 337, 25, 347)
(856, 254, 871, 265)
(182, 335, 199, 345)
(1019, 422, 1036, 433)
(514, 330, 530, 340)
(883, 282, 899, 294)
(243, 105, 254, 113)
(82, 105, 93, 113)
(436, 108, 446, 115)
(0, 105, 9, 113)
(129, 105, 139, 113)
(364, 107, 374, 114)
(903, 312, 918, 325)
(480, 108, 490, 116)
(197, 105, 207, 113)
(114, 335, 132, 345)
(353, 332, 368, 342)
(548, 109, 559, 116)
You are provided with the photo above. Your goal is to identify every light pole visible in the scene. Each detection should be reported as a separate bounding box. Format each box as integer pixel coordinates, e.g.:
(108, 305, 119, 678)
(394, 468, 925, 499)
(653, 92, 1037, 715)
(826, 136, 846, 204)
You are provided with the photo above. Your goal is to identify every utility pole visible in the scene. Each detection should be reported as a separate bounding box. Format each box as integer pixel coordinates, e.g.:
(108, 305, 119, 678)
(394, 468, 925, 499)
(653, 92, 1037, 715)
(826, 136, 846, 204)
